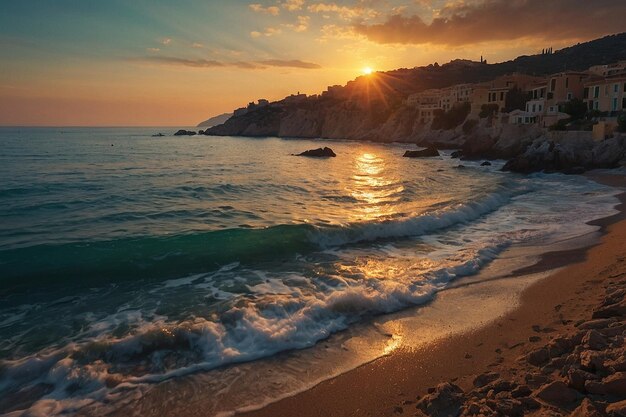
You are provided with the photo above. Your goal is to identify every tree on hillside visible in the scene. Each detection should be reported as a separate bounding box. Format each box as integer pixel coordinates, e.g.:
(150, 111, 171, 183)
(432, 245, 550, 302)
(504, 87, 531, 113)
(563, 98, 589, 120)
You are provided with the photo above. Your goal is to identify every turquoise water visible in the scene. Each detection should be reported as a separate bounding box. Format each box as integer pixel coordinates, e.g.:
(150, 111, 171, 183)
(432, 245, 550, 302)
(0, 127, 620, 415)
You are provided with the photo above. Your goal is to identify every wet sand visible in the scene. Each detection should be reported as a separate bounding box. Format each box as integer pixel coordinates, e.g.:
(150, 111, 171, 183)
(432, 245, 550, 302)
(242, 172, 626, 417)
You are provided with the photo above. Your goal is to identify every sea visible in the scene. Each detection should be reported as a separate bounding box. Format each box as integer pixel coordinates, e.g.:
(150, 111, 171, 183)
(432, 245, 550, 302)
(0, 127, 622, 416)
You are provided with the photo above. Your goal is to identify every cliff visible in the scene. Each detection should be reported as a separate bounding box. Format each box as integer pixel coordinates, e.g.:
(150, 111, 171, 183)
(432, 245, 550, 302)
(197, 112, 233, 128)
(204, 33, 626, 142)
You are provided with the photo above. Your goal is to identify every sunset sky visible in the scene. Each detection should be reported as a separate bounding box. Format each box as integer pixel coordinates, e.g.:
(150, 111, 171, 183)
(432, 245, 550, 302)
(1, 0, 624, 126)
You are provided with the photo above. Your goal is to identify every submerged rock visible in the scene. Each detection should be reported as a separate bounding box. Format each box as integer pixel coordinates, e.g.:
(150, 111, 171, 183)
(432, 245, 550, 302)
(480, 161, 492, 166)
(296, 147, 336, 157)
(403, 147, 440, 158)
(174, 129, 197, 136)
(151, 133, 164, 137)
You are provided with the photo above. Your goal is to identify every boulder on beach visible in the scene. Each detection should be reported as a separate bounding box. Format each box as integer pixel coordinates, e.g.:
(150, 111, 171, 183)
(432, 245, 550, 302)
(296, 147, 336, 157)
(403, 147, 440, 158)
(174, 129, 197, 136)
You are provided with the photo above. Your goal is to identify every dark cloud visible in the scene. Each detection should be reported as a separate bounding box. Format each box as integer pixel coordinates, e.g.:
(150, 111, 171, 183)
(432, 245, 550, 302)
(258, 59, 322, 69)
(135, 56, 321, 70)
(354, 0, 626, 46)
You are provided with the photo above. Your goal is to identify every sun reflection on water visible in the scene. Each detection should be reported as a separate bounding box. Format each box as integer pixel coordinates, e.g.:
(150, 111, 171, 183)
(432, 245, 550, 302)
(348, 152, 404, 222)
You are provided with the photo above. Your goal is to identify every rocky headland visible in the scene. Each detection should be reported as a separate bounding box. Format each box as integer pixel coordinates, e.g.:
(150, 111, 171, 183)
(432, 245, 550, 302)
(201, 33, 626, 175)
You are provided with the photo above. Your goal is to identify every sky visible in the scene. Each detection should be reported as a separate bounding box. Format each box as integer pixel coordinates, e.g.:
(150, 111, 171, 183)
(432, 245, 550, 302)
(0, 0, 624, 126)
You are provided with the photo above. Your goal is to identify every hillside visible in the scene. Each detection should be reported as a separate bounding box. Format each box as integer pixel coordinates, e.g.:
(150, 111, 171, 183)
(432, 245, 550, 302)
(204, 33, 626, 142)
(197, 112, 233, 128)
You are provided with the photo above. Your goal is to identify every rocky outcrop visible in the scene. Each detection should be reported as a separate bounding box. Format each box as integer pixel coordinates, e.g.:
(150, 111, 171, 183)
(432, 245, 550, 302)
(408, 276, 626, 417)
(403, 147, 440, 158)
(174, 130, 196, 136)
(502, 136, 626, 174)
(296, 147, 336, 157)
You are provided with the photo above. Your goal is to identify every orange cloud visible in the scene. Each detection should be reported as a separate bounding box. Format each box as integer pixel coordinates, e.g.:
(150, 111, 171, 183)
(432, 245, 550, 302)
(134, 56, 321, 69)
(355, 0, 626, 46)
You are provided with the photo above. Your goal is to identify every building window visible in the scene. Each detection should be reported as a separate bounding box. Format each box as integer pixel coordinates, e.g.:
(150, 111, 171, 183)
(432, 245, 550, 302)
(539, 105, 542, 111)
(623, 97, 626, 109)
(567, 93, 573, 100)
(550, 79, 556, 91)
(532, 104, 536, 112)
(594, 101, 599, 110)
(584, 87, 589, 99)
(565, 77, 569, 88)
(613, 98, 618, 111)
(615, 84, 619, 93)
(500, 92, 505, 101)
(594, 86, 600, 98)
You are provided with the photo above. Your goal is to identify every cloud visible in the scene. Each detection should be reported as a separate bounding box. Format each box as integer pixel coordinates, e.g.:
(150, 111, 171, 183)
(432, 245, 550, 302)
(250, 27, 283, 37)
(146, 47, 161, 52)
(283, 15, 310, 32)
(161, 38, 172, 45)
(258, 59, 321, 69)
(282, 0, 305, 11)
(249, 3, 280, 15)
(135, 56, 321, 70)
(354, 0, 626, 46)
(192, 43, 204, 48)
(307, 2, 379, 20)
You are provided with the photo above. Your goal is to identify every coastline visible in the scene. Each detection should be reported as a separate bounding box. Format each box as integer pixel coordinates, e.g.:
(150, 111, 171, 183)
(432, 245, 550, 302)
(241, 172, 626, 417)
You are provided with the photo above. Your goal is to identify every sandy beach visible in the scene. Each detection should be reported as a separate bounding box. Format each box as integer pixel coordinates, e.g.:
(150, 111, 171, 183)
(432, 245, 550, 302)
(243, 172, 626, 417)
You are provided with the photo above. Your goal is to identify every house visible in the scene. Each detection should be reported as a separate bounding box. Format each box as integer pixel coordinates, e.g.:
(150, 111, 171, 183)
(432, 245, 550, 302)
(481, 73, 544, 113)
(509, 109, 536, 125)
(525, 82, 548, 118)
(407, 89, 443, 124)
(544, 72, 589, 114)
(588, 61, 626, 77)
(584, 73, 626, 113)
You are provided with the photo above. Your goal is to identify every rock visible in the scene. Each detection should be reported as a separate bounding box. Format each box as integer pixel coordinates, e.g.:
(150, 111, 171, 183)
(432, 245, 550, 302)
(480, 161, 492, 166)
(450, 150, 462, 159)
(403, 147, 440, 158)
(580, 350, 607, 373)
(174, 129, 197, 136)
(296, 147, 336, 157)
(473, 372, 500, 388)
(585, 372, 626, 397)
(547, 337, 574, 357)
(511, 385, 532, 398)
(571, 398, 604, 417)
(592, 300, 626, 319)
(533, 381, 580, 405)
(151, 133, 164, 137)
(568, 368, 599, 392)
(198, 130, 204, 135)
(583, 330, 609, 350)
(577, 318, 618, 330)
(606, 399, 626, 417)
(415, 382, 465, 417)
(526, 348, 550, 366)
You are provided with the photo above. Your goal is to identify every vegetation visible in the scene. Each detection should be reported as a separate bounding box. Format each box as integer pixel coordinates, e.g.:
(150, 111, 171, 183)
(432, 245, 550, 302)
(479, 104, 499, 119)
(618, 113, 626, 133)
(462, 119, 478, 134)
(549, 119, 569, 131)
(563, 98, 589, 120)
(432, 102, 471, 130)
(503, 87, 531, 113)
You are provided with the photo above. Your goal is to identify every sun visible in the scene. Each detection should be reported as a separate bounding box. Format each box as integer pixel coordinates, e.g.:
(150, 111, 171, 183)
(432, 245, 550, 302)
(362, 67, 373, 75)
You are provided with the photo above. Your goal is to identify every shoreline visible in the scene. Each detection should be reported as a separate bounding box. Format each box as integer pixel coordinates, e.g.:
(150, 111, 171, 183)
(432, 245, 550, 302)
(241, 172, 626, 417)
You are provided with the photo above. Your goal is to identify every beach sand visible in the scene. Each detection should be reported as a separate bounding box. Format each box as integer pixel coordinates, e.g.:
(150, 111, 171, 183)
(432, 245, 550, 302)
(243, 172, 626, 417)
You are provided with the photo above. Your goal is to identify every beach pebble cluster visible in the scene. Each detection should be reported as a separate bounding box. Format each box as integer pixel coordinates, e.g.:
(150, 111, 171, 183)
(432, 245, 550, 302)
(412, 278, 626, 417)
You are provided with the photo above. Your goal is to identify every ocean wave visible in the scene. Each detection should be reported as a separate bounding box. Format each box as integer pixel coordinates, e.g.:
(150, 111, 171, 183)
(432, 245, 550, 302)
(0, 188, 520, 294)
(0, 240, 507, 416)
